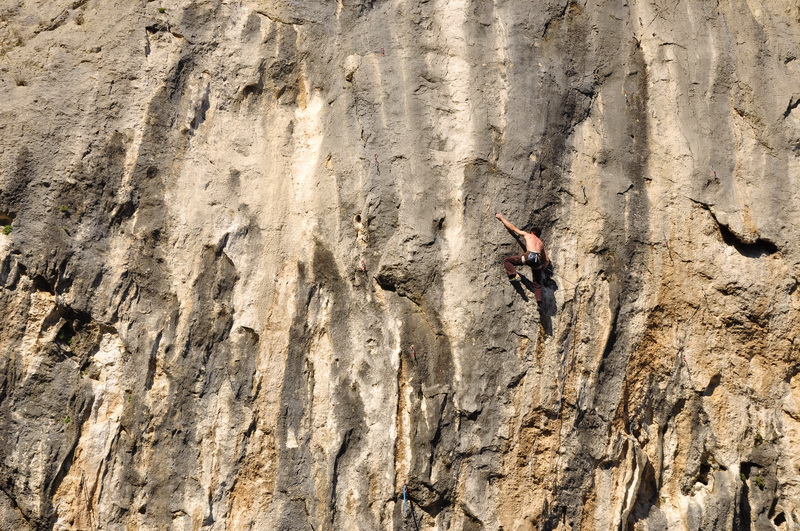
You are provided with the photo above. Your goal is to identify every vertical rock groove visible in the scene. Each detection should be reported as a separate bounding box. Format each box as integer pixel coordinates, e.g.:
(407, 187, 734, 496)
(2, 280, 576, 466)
(0, 0, 799, 529)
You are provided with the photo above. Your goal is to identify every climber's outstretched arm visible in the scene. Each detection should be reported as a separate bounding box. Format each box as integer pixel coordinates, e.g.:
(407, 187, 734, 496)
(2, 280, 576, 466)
(495, 213, 527, 236)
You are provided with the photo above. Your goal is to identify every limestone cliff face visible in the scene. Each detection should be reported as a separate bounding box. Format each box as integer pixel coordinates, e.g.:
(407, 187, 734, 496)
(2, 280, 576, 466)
(1, 0, 799, 529)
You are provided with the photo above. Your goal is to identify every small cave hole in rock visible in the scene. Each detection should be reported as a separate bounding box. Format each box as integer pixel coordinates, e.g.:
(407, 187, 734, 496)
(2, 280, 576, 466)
(695, 201, 779, 258)
(56, 322, 76, 346)
(241, 83, 262, 99)
(774, 512, 786, 526)
(354, 214, 362, 225)
(697, 462, 712, 485)
(32, 274, 54, 294)
(375, 275, 396, 292)
(0, 212, 13, 225)
(740, 461, 759, 480)
(715, 218, 778, 258)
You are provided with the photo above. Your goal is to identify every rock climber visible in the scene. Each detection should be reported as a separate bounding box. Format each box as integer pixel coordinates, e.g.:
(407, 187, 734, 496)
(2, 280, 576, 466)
(496, 213, 549, 305)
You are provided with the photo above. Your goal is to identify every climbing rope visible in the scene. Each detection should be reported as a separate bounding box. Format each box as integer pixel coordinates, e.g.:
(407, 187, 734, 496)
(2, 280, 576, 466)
(546, 280, 583, 505)
(79, 469, 95, 530)
(662, 229, 675, 264)
(677, 305, 701, 389)
(400, 485, 421, 531)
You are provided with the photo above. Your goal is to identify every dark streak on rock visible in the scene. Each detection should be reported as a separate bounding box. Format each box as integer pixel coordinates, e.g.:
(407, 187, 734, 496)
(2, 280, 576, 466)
(783, 96, 800, 118)
(45, 393, 95, 526)
(600, 304, 620, 360)
(702, 374, 721, 397)
(617, 183, 634, 195)
(0, 483, 32, 526)
(189, 85, 211, 132)
(329, 428, 354, 524)
(255, 10, 305, 26)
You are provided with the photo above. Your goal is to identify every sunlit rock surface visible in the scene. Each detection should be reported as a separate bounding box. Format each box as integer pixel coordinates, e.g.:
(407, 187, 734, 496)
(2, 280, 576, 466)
(1, 0, 799, 529)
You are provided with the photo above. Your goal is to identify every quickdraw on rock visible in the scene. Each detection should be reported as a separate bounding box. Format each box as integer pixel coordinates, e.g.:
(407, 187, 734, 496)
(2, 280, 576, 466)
(402, 484, 408, 517)
(409, 345, 416, 361)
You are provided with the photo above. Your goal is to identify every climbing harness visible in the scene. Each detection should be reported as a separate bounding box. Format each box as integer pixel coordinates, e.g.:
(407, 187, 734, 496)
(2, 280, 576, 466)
(521, 251, 543, 268)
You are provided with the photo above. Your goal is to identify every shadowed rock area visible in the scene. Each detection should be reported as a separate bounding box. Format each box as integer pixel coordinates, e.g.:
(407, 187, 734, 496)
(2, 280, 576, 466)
(1, 0, 799, 529)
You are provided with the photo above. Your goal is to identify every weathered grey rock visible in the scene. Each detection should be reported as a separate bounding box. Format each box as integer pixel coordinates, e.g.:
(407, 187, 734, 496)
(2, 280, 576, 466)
(1, 0, 799, 529)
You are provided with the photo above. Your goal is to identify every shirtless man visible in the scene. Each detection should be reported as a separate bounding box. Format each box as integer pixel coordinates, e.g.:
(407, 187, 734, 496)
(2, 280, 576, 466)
(496, 213, 549, 303)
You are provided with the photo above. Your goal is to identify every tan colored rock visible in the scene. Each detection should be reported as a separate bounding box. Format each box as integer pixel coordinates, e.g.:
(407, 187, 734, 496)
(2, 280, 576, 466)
(1, 0, 799, 529)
